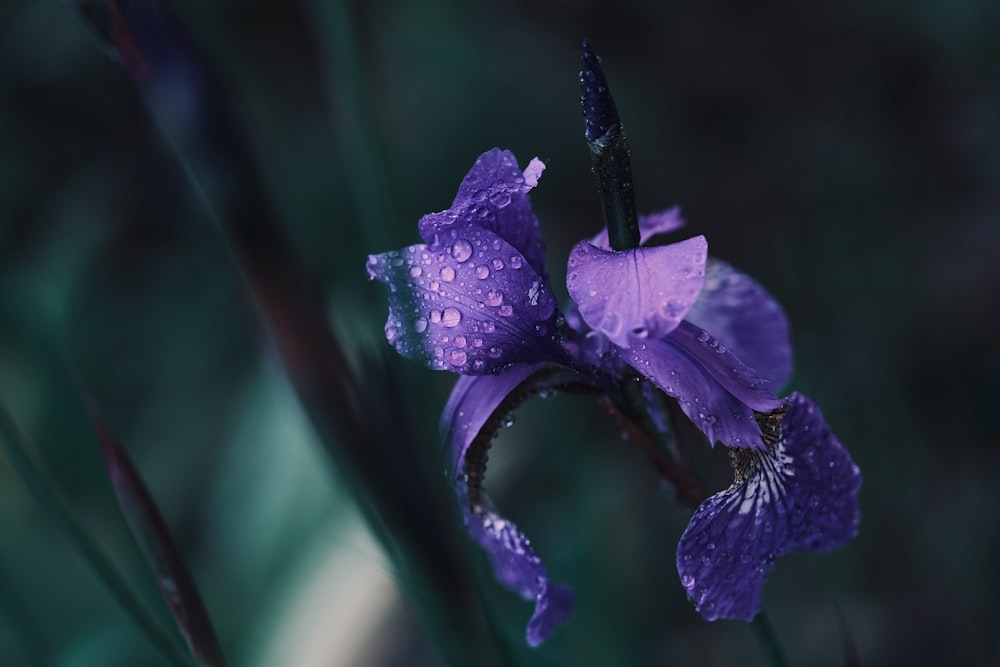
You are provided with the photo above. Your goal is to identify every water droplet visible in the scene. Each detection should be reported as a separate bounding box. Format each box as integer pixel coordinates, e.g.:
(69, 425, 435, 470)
(485, 290, 504, 307)
(681, 574, 695, 588)
(482, 321, 495, 334)
(430, 310, 442, 324)
(448, 350, 467, 366)
(527, 281, 541, 306)
(386, 326, 398, 341)
(429, 280, 440, 290)
(697, 329, 711, 343)
(409, 266, 422, 277)
(509, 255, 523, 269)
(439, 266, 455, 282)
(451, 239, 473, 262)
(414, 318, 428, 333)
(475, 265, 490, 279)
(442, 307, 461, 328)
(471, 337, 483, 347)
(488, 346, 502, 358)
(492, 258, 504, 270)
(498, 304, 513, 317)
(472, 359, 485, 371)
(489, 191, 511, 208)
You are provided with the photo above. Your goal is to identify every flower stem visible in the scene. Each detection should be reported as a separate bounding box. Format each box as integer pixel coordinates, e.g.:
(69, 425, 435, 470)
(580, 40, 639, 251)
(752, 609, 790, 667)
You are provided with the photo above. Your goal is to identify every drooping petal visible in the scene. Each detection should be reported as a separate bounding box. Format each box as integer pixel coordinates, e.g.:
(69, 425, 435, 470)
(418, 149, 549, 279)
(667, 321, 781, 413)
(676, 393, 861, 621)
(684, 259, 793, 388)
(619, 336, 767, 448)
(566, 236, 708, 348)
(445, 365, 580, 646)
(366, 227, 564, 374)
(588, 205, 686, 250)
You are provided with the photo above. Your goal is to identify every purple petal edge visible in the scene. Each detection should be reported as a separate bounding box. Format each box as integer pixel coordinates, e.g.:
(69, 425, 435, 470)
(444, 367, 575, 645)
(676, 393, 861, 621)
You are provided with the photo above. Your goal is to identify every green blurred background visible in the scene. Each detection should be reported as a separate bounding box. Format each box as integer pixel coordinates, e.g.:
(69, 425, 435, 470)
(1, 0, 998, 665)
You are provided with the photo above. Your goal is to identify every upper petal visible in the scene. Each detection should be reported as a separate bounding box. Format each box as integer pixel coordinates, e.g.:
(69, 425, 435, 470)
(366, 227, 564, 374)
(445, 366, 578, 646)
(566, 236, 708, 348)
(684, 259, 793, 389)
(675, 393, 861, 621)
(418, 149, 549, 279)
(588, 205, 686, 250)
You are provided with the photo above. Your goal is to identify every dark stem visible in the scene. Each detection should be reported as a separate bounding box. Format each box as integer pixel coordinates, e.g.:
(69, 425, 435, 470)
(752, 609, 791, 667)
(580, 40, 639, 251)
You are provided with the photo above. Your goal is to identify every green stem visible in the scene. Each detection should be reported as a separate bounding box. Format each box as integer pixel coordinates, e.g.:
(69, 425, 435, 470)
(752, 609, 790, 667)
(0, 406, 191, 667)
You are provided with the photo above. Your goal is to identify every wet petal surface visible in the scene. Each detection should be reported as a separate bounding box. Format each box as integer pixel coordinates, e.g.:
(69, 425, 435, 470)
(567, 236, 708, 348)
(366, 227, 563, 374)
(418, 148, 549, 279)
(445, 366, 577, 646)
(676, 393, 861, 621)
(685, 259, 792, 389)
(620, 334, 770, 448)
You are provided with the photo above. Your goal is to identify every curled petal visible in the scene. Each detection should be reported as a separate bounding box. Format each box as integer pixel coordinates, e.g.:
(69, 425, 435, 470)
(445, 367, 581, 646)
(589, 205, 686, 250)
(366, 228, 564, 374)
(620, 334, 772, 448)
(418, 149, 549, 278)
(685, 259, 793, 389)
(676, 393, 861, 621)
(667, 321, 781, 414)
(567, 236, 708, 348)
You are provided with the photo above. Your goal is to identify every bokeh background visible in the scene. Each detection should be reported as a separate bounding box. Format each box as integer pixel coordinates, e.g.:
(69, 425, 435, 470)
(2, 0, 999, 665)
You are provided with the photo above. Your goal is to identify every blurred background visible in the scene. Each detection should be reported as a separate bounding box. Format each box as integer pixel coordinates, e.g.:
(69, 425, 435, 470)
(1, 0, 998, 665)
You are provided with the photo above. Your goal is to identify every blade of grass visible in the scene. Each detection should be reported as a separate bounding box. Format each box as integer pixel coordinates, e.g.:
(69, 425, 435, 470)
(72, 2, 515, 664)
(752, 609, 790, 667)
(0, 404, 192, 667)
(85, 401, 226, 667)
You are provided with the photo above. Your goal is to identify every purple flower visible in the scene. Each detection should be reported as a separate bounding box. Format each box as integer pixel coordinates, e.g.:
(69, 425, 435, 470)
(366, 148, 860, 645)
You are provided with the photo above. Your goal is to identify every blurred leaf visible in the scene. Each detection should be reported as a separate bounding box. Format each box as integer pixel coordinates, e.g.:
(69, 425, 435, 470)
(86, 401, 226, 667)
(0, 403, 191, 666)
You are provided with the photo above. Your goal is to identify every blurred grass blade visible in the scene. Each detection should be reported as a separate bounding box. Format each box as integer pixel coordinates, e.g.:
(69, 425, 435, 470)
(73, 2, 515, 664)
(0, 558, 51, 666)
(0, 404, 192, 666)
(86, 402, 226, 667)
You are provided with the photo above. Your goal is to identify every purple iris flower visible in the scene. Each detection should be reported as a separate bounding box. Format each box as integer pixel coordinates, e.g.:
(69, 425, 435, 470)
(366, 148, 860, 645)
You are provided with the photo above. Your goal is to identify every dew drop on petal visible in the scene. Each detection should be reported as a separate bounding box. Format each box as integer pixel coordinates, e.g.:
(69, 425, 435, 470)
(441, 307, 462, 328)
(448, 350, 467, 366)
(485, 290, 504, 307)
(409, 266, 422, 277)
(488, 346, 502, 358)
(681, 574, 695, 589)
(482, 321, 495, 334)
(451, 239, 473, 262)
(430, 310, 442, 324)
(492, 258, 504, 270)
(498, 304, 513, 317)
(440, 266, 455, 282)
(414, 318, 428, 333)
(509, 255, 523, 269)
(489, 191, 511, 208)
(475, 265, 490, 279)
(454, 335, 467, 348)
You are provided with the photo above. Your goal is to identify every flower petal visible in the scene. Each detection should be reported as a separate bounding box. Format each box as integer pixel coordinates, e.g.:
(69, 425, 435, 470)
(366, 228, 564, 374)
(445, 366, 577, 646)
(676, 393, 861, 621)
(620, 336, 767, 448)
(418, 149, 549, 279)
(684, 259, 793, 388)
(566, 236, 708, 348)
(667, 321, 781, 413)
(588, 205, 686, 250)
